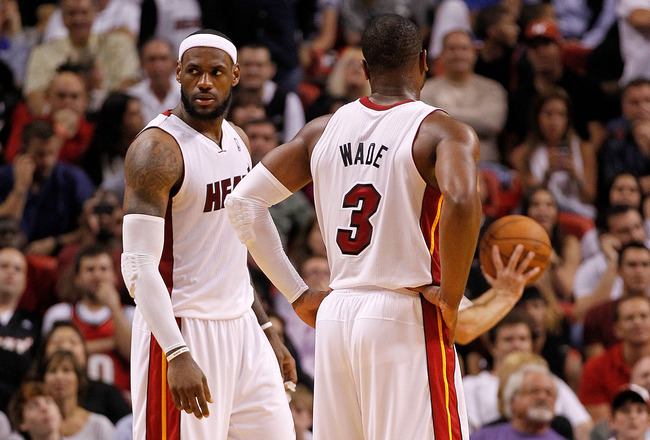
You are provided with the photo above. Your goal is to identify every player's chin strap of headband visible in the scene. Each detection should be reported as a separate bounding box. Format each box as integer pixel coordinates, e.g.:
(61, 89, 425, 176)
(121, 214, 188, 359)
(178, 33, 238, 63)
(225, 164, 308, 303)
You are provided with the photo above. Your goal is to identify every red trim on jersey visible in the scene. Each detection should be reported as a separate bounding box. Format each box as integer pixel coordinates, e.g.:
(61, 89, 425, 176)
(419, 186, 443, 284)
(163, 110, 172, 116)
(146, 331, 181, 440)
(421, 297, 462, 440)
(160, 201, 174, 289)
(359, 96, 415, 111)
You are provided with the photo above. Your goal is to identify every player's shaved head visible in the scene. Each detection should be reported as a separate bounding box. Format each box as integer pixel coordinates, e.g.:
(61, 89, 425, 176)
(361, 14, 422, 74)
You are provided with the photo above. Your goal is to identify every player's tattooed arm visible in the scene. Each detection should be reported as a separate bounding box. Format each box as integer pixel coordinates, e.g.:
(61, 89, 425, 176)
(123, 130, 183, 217)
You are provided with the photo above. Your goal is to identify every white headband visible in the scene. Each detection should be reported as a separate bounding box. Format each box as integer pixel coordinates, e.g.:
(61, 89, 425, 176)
(178, 34, 237, 64)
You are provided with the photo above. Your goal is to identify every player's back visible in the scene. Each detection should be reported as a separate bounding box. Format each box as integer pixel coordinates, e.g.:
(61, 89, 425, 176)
(311, 98, 444, 291)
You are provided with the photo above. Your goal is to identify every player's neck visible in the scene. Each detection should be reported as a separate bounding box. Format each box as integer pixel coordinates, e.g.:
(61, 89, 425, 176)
(173, 107, 225, 146)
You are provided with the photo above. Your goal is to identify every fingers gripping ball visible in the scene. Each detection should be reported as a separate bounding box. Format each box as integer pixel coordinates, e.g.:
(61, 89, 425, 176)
(479, 215, 551, 285)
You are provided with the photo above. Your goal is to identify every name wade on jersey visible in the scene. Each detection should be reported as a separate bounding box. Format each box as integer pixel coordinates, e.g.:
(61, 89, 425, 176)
(339, 142, 388, 168)
(204, 171, 248, 213)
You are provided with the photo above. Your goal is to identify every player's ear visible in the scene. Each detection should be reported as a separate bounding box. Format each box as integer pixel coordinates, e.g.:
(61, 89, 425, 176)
(176, 61, 182, 83)
(361, 59, 370, 81)
(231, 63, 240, 87)
(420, 49, 428, 73)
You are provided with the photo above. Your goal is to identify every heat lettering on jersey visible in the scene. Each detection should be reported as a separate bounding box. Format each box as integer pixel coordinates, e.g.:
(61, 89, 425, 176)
(203, 172, 248, 213)
(339, 142, 388, 168)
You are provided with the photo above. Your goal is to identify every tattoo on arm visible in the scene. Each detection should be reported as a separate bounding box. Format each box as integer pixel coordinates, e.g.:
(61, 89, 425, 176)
(124, 135, 183, 217)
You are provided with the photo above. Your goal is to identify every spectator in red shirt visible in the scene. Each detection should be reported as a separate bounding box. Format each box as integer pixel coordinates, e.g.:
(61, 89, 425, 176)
(578, 294, 650, 422)
(5, 69, 95, 166)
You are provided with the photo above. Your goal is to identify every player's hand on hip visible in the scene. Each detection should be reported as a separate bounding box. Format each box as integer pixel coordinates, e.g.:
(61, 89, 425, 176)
(408, 284, 459, 346)
(292, 289, 329, 328)
(264, 326, 298, 384)
(167, 352, 213, 419)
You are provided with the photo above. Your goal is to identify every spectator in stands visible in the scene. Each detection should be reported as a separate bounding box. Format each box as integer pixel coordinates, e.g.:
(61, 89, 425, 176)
(306, 46, 371, 121)
(54, 189, 124, 303)
(0, 0, 33, 88)
(510, 88, 597, 220)
(5, 381, 66, 440)
(0, 120, 95, 253)
(82, 92, 144, 187)
(242, 118, 280, 167)
(616, 1, 650, 85)
(505, 18, 609, 153)
(127, 38, 180, 124)
(291, 384, 314, 440)
(35, 320, 131, 423)
(522, 187, 582, 301)
(597, 173, 642, 230)
(6, 69, 96, 166)
(42, 0, 141, 42)
(227, 89, 267, 128)
(471, 364, 566, 440)
(607, 385, 650, 440)
(599, 79, 650, 195)
(42, 245, 133, 396)
(516, 286, 581, 392)
(573, 205, 649, 321)
(463, 311, 592, 439)
(138, 0, 201, 54)
(579, 294, 650, 421)
(474, 4, 521, 92)
(0, 247, 40, 413)
(23, 0, 140, 116)
(421, 29, 508, 163)
(583, 242, 650, 359)
(236, 44, 305, 143)
(38, 350, 114, 438)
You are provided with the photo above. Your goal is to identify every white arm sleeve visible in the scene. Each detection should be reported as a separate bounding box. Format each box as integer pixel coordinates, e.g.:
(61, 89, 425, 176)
(121, 214, 186, 355)
(225, 164, 309, 303)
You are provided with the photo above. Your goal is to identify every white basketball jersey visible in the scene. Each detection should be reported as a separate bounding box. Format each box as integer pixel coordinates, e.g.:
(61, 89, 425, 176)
(142, 112, 254, 320)
(311, 97, 445, 291)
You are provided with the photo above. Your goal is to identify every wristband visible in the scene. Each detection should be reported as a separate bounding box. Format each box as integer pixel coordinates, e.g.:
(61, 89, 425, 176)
(260, 321, 273, 331)
(166, 346, 190, 362)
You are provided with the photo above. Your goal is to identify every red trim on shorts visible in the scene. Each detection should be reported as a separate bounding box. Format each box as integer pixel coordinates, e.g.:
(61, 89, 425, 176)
(421, 297, 462, 440)
(146, 331, 181, 440)
(359, 96, 415, 110)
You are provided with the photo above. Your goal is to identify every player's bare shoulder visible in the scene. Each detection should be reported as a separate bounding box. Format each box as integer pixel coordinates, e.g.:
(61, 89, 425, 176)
(123, 127, 184, 215)
(413, 110, 480, 187)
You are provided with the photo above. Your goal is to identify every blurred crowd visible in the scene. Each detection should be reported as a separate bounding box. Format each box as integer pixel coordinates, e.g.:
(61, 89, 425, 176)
(1, 0, 650, 439)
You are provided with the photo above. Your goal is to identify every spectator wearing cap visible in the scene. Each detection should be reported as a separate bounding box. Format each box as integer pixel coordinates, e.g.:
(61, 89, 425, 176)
(420, 29, 508, 163)
(607, 385, 650, 440)
(504, 18, 610, 155)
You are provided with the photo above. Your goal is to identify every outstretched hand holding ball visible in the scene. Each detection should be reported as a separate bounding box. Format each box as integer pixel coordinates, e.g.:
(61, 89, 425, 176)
(479, 215, 552, 285)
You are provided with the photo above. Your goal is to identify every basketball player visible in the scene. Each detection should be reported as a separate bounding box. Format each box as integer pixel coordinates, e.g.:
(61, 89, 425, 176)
(226, 14, 482, 440)
(120, 30, 295, 440)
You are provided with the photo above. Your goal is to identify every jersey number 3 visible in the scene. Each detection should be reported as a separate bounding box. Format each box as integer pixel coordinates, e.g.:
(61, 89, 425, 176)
(336, 183, 382, 255)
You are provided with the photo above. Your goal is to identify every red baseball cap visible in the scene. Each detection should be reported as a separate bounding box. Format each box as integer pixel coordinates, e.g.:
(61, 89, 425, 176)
(525, 19, 562, 43)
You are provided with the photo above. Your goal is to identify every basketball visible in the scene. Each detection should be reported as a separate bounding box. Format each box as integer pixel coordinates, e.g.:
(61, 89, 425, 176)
(478, 215, 552, 285)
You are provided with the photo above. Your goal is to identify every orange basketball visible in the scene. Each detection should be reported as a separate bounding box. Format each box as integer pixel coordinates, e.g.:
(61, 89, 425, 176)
(478, 215, 552, 285)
